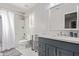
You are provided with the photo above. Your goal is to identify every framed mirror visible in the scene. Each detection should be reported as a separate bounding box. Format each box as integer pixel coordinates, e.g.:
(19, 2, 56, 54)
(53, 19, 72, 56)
(65, 12, 77, 29)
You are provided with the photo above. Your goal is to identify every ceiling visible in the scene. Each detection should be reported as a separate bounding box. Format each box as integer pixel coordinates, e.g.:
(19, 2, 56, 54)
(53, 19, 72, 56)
(11, 3, 61, 11)
(10, 3, 37, 12)
(0, 3, 61, 14)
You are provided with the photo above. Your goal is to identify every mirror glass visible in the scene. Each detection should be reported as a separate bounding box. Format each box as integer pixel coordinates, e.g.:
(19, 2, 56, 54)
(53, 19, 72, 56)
(65, 12, 77, 29)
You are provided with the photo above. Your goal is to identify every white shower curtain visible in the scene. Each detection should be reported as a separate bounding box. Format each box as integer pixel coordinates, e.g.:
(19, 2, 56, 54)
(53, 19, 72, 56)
(0, 10, 15, 51)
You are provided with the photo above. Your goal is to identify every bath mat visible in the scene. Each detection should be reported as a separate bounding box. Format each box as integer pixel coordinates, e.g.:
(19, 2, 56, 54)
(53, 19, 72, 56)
(3, 48, 22, 56)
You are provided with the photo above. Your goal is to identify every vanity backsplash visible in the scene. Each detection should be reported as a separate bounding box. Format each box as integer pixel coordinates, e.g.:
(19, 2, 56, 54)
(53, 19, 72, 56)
(59, 30, 79, 38)
(48, 30, 79, 38)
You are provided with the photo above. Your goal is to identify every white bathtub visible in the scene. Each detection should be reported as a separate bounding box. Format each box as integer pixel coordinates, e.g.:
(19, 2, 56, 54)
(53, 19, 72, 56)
(18, 40, 31, 48)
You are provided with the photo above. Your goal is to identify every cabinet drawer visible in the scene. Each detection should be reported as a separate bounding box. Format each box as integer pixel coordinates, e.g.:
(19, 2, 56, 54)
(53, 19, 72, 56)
(45, 44, 56, 56)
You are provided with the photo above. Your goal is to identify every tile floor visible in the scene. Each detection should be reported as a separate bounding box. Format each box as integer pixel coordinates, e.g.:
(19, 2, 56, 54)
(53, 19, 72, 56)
(0, 42, 38, 56)
(0, 53, 3, 56)
(16, 43, 38, 56)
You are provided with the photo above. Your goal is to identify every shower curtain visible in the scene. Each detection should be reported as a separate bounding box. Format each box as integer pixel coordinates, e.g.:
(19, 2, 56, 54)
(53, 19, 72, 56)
(0, 10, 15, 51)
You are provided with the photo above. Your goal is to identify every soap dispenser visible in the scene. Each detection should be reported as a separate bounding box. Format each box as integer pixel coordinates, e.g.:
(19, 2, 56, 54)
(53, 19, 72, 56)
(70, 32, 73, 37)
(73, 32, 77, 37)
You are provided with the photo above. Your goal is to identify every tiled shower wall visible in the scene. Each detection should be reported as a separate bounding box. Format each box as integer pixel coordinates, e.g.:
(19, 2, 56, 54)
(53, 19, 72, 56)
(0, 16, 2, 44)
(14, 14, 26, 42)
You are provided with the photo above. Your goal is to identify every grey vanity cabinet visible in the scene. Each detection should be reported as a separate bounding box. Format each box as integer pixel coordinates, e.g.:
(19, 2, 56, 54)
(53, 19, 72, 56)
(45, 44, 56, 56)
(45, 44, 73, 56)
(38, 37, 79, 56)
(57, 48, 73, 56)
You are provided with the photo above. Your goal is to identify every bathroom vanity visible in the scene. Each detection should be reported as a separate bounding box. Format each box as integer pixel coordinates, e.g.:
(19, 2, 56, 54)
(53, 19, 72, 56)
(38, 36, 79, 56)
(38, 3, 79, 56)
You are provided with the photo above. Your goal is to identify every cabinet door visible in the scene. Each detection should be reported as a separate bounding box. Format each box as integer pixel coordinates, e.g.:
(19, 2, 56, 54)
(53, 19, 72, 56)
(38, 42, 45, 56)
(46, 44, 56, 56)
(57, 48, 73, 56)
(74, 52, 79, 56)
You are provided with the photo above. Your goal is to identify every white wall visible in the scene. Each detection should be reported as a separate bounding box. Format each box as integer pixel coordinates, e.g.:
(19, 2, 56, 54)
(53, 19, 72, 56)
(25, 4, 49, 37)
(25, 3, 79, 39)
(49, 3, 78, 37)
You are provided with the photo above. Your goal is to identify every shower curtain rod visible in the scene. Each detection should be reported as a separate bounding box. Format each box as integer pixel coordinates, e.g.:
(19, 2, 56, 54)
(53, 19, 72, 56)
(0, 8, 25, 16)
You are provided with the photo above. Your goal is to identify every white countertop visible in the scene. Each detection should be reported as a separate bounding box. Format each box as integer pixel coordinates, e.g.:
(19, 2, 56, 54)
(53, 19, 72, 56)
(38, 34, 79, 44)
